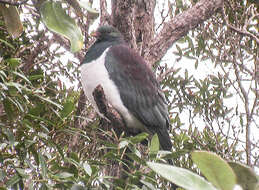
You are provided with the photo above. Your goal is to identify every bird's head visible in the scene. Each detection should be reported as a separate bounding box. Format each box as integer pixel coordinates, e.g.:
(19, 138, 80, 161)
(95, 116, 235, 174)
(91, 25, 123, 42)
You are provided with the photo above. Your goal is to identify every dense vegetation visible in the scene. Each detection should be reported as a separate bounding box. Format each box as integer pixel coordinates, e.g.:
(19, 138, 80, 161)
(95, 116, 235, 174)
(0, 0, 258, 189)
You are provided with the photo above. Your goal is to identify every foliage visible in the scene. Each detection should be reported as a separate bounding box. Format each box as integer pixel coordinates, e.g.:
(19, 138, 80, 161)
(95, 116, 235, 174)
(40, 1, 83, 52)
(148, 151, 259, 190)
(0, 0, 258, 189)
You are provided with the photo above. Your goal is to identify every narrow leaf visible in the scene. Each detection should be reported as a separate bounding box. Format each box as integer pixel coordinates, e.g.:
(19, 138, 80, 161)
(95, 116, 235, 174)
(60, 100, 74, 118)
(0, 169, 6, 181)
(149, 134, 159, 154)
(3, 98, 14, 120)
(55, 172, 74, 178)
(34, 94, 62, 109)
(16, 168, 28, 178)
(83, 162, 92, 176)
(7, 58, 21, 69)
(128, 132, 149, 144)
(0, 38, 15, 49)
(4, 128, 15, 146)
(192, 151, 236, 190)
(71, 184, 86, 190)
(5, 174, 20, 187)
(40, 1, 83, 52)
(39, 153, 47, 179)
(147, 162, 217, 190)
(176, 44, 182, 57)
(12, 71, 32, 85)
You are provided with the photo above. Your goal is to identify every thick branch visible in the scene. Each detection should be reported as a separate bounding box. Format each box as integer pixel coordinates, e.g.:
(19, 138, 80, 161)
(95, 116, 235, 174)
(144, 0, 223, 65)
(100, 0, 112, 25)
(92, 85, 126, 130)
(133, 0, 156, 56)
(111, 0, 137, 49)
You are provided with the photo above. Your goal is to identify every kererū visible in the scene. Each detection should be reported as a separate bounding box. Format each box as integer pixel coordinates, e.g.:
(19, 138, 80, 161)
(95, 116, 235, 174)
(80, 25, 172, 151)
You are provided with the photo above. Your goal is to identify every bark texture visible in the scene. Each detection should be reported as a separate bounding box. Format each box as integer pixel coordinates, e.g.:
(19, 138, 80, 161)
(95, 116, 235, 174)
(144, 0, 223, 64)
(104, 0, 223, 65)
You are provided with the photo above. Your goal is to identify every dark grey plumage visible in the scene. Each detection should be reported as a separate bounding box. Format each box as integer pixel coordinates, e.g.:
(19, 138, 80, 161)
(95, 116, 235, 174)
(82, 25, 172, 151)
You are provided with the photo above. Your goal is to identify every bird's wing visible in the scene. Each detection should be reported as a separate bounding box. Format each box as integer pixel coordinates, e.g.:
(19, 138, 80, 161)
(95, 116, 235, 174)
(105, 45, 172, 150)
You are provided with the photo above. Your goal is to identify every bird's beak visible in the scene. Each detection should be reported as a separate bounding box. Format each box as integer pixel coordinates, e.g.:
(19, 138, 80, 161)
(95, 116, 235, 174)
(90, 31, 100, 38)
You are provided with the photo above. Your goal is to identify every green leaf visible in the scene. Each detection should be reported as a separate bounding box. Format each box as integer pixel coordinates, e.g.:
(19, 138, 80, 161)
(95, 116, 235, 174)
(192, 151, 236, 190)
(198, 36, 205, 50)
(128, 132, 149, 144)
(7, 58, 21, 69)
(12, 71, 32, 85)
(149, 134, 159, 154)
(3, 98, 14, 120)
(16, 168, 28, 178)
(55, 172, 74, 178)
(0, 169, 6, 181)
(195, 59, 199, 69)
(71, 184, 86, 190)
(147, 162, 217, 190)
(186, 36, 194, 52)
(0, 5, 23, 38)
(5, 174, 20, 187)
(176, 44, 182, 57)
(39, 153, 47, 179)
(0, 38, 15, 49)
(35, 94, 63, 109)
(228, 162, 258, 190)
(83, 162, 92, 176)
(77, 0, 99, 19)
(40, 1, 83, 52)
(60, 100, 74, 118)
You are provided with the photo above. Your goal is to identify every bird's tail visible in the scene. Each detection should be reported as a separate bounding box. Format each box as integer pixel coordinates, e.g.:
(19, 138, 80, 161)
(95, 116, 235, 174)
(156, 129, 179, 190)
(156, 127, 172, 151)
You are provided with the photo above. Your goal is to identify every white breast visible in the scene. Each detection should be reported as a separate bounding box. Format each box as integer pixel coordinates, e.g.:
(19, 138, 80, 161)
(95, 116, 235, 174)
(80, 48, 144, 132)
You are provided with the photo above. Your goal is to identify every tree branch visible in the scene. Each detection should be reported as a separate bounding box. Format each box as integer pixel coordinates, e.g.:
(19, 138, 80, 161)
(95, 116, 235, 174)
(222, 6, 259, 45)
(92, 85, 126, 131)
(133, 0, 156, 56)
(111, 0, 137, 49)
(157, 67, 175, 82)
(100, 0, 112, 25)
(144, 0, 223, 65)
(233, 63, 252, 166)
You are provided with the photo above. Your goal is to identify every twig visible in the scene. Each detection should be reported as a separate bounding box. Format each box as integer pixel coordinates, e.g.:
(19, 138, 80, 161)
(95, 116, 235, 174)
(233, 51, 252, 166)
(222, 6, 259, 45)
(65, 0, 84, 18)
(0, 0, 28, 6)
(158, 67, 176, 82)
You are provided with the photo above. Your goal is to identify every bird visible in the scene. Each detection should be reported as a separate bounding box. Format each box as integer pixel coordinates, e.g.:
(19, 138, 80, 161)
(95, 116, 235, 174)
(80, 25, 172, 152)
